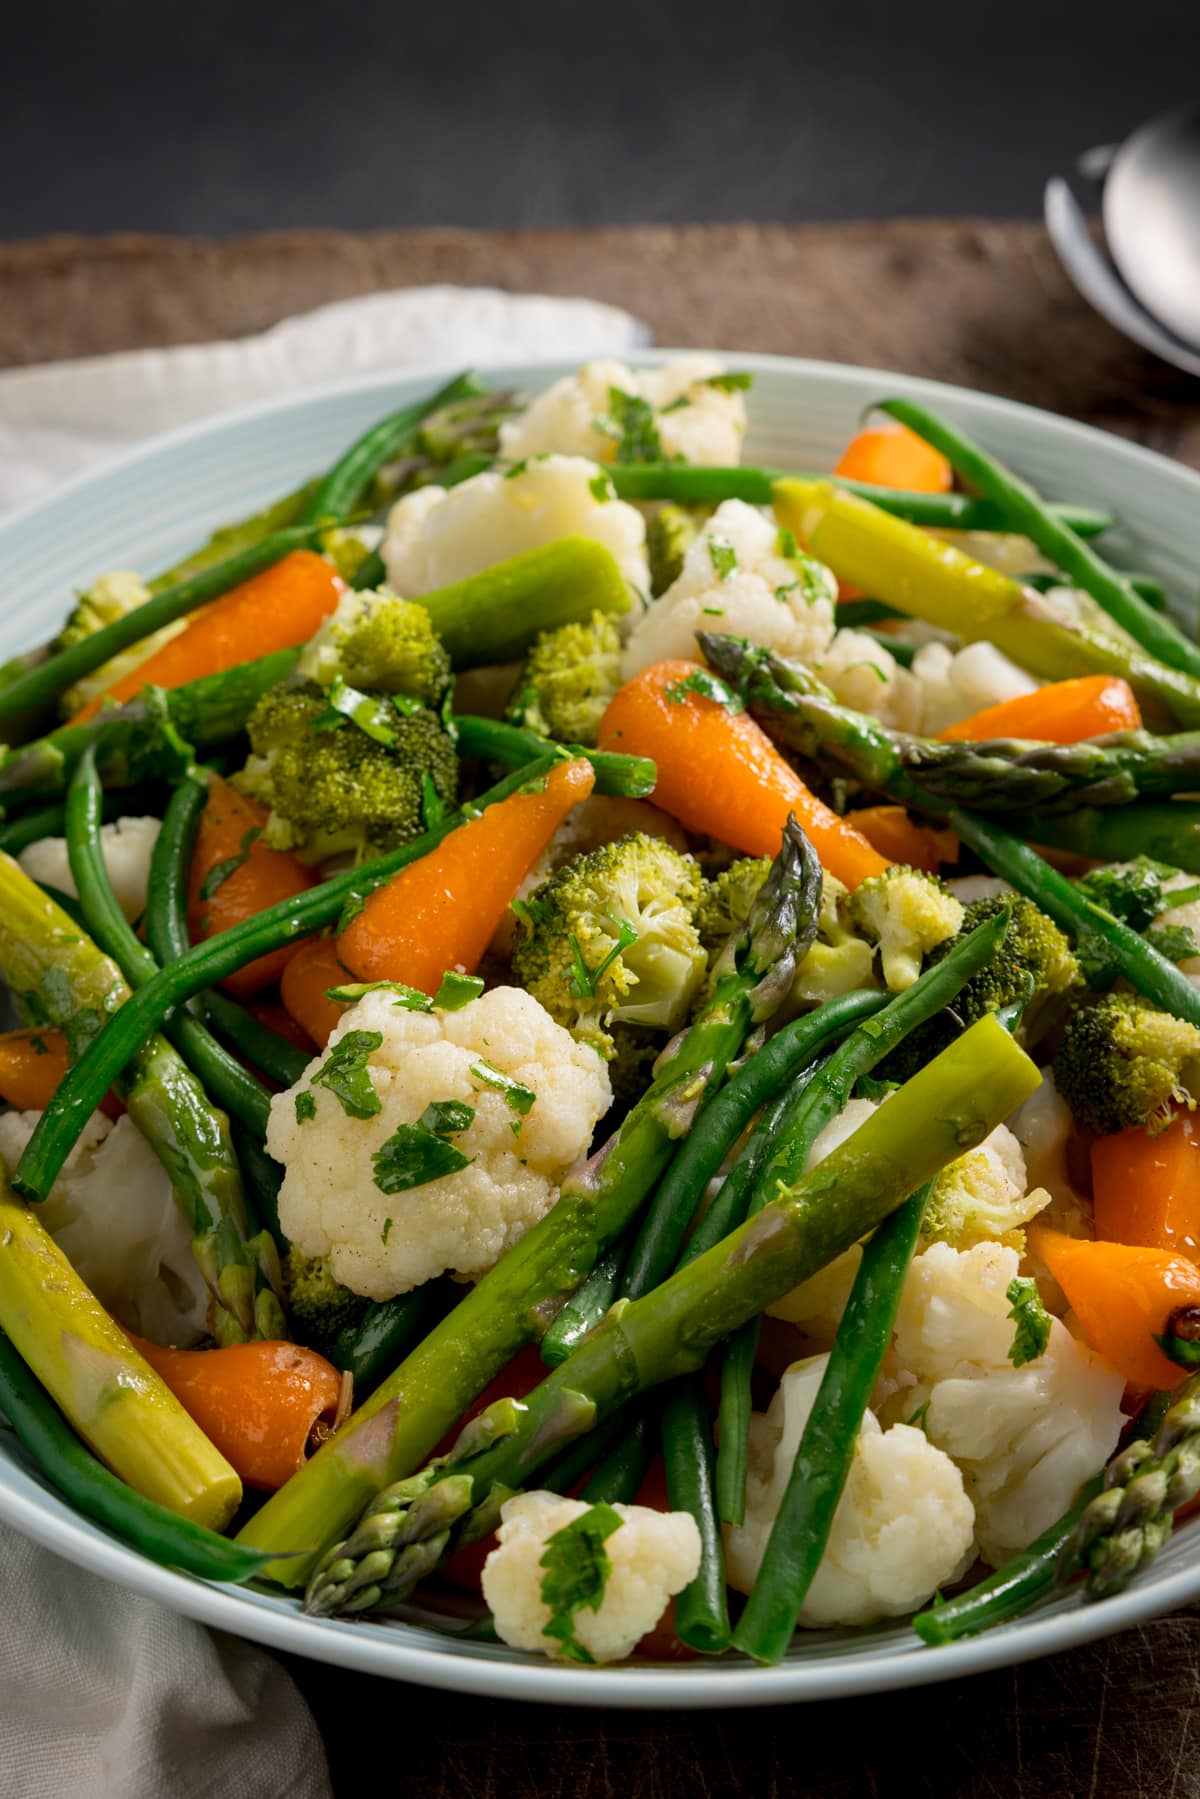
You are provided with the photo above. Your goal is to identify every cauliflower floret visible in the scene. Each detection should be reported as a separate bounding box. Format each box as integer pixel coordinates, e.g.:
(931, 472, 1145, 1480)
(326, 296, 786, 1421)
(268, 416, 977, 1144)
(817, 628, 925, 732)
(482, 1491, 702, 1664)
(725, 1356, 975, 1625)
(910, 640, 1040, 736)
(0, 1109, 208, 1346)
(847, 867, 965, 992)
(921, 1124, 1050, 1249)
(621, 499, 836, 680)
(18, 815, 160, 923)
(499, 356, 747, 469)
(267, 987, 612, 1299)
(887, 1240, 1125, 1564)
(382, 455, 649, 601)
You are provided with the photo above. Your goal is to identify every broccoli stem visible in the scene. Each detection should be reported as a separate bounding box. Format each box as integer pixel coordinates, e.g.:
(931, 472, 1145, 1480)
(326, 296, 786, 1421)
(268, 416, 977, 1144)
(453, 715, 656, 799)
(420, 539, 632, 668)
(605, 464, 1112, 537)
(236, 818, 822, 1586)
(302, 1014, 1041, 1618)
(877, 397, 1200, 679)
(772, 480, 1200, 728)
(0, 649, 300, 808)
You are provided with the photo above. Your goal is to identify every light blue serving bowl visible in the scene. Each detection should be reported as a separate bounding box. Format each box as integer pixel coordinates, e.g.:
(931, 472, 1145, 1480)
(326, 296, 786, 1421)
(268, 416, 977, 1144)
(2, 351, 1199, 1706)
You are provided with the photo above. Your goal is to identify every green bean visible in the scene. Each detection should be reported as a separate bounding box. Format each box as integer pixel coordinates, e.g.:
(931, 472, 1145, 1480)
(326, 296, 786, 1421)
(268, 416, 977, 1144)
(541, 1410, 632, 1496)
(349, 549, 387, 591)
(580, 1412, 656, 1507)
(301, 373, 485, 524)
(949, 808, 1200, 1027)
(733, 1180, 933, 1662)
(0, 527, 320, 726)
(0, 1331, 275, 1583)
(203, 993, 311, 1090)
(453, 715, 657, 799)
(662, 1377, 731, 1652)
(331, 1290, 438, 1395)
(13, 757, 557, 1203)
(878, 398, 1200, 677)
(606, 463, 1112, 536)
(540, 1245, 627, 1368)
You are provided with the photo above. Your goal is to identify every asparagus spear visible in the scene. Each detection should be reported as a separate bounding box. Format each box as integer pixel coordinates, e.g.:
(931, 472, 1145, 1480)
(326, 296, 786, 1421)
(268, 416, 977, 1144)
(0, 651, 299, 808)
(0, 852, 284, 1344)
(0, 1169, 241, 1528)
(304, 1014, 1042, 1616)
(236, 819, 821, 1584)
(1058, 1371, 1200, 1600)
(773, 480, 1200, 728)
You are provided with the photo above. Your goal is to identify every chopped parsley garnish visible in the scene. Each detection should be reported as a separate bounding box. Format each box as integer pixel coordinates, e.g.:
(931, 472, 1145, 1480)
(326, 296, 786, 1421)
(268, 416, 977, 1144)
(325, 979, 433, 1011)
(1145, 923, 1200, 963)
(198, 827, 261, 901)
(702, 371, 753, 393)
(318, 676, 415, 746)
(504, 458, 529, 480)
(469, 1059, 537, 1116)
(595, 387, 663, 464)
(701, 606, 725, 616)
(1006, 1276, 1052, 1367)
(567, 918, 638, 1001)
(433, 971, 485, 1011)
(663, 668, 744, 713)
(311, 1029, 383, 1119)
(372, 1122, 473, 1194)
(381, 1217, 394, 1244)
(336, 891, 366, 933)
(588, 471, 615, 503)
(421, 771, 448, 828)
(294, 1090, 317, 1124)
(417, 1099, 475, 1136)
(707, 537, 737, 581)
(1073, 857, 1199, 987)
(539, 1501, 623, 1664)
(776, 526, 799, 560)
(906, 1400, 930, 1431)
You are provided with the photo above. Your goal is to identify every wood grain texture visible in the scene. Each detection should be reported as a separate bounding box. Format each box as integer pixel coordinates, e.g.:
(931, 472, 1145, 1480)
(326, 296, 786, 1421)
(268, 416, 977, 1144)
(6, 219, 1200, 1796)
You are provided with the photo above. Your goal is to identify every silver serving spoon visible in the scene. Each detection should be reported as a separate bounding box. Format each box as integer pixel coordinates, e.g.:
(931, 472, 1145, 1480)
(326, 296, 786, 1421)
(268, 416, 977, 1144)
(1104, 105, 1200, 350)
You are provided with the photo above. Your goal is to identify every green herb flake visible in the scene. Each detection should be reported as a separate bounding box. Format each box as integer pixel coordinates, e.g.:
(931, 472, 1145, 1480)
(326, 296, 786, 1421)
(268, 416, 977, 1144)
(595, 388, 663, 465)
(567, 918, 639, 1001)
(433, 971, 485, 1011)
(311, 1029, 384, 1120)
(336, 891, 366, 933)
(322, 676, 405, 746)
(702, 371, 754, 393)
(470, 1059, 537, 1116)
(381, 1217, 394, 1244)
(539, 1501, 623, 1664)
(1145, 923, 1200, 964)
(776, 527, 799, 560)
(701, 606, 725, 616)
(417, 1099, 475, 1137)
(1006, 1276, 1052, 1368)
(663, 668, 744, 714)
(325, 979, 434, 1012)
(707, 537, 737, 581)
(372, 1123, 474, 1194)
(588, 472, 615, 503)
(504, 459, 529, 480)
(906, 1400, 930, 1431)
(294, 1090, 317, 1124)
(199, 827, 261, 902)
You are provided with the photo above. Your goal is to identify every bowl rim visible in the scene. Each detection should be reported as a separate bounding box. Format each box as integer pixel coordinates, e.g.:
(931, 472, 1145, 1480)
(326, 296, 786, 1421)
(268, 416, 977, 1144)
(3, 346, 1200, 1706)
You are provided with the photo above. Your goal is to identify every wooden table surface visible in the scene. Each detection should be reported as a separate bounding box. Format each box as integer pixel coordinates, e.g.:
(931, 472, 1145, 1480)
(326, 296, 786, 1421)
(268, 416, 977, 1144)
(4, 219, 1200, 1797)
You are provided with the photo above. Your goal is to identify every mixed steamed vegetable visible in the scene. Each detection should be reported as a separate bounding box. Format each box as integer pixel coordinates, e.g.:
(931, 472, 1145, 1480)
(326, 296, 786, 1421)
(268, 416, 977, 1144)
(4, 355, 1200, 1670)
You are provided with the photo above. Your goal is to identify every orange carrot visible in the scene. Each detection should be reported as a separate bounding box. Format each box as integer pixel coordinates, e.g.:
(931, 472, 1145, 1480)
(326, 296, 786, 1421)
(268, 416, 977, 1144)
(338, 757, 596, 991)
(1029, 1224, 1200, 1390)
(74, 551, 344, 722)
(849, 805, 959, 874)
(835, 421, 953, 494)
(0, 1027, 122, 1120)
(1092, 1112, 1200, 1264)
(129, 1334, 345, 1492)
(937, 675, 1142, 745)
(280, 936, 353, 1050)
(188, 774, 317, 999)
(597, 661, 889, 888)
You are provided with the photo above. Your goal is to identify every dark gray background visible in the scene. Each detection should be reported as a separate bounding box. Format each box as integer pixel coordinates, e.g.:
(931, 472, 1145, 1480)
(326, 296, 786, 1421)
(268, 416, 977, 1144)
(4, 0, 1198, 238)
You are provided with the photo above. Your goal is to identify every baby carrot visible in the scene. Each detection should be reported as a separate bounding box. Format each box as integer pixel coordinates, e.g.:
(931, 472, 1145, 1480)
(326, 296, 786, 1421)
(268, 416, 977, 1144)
(1092, 1112, 1200, 1265)
(835, 421, 952, 495)
(848, 805, 959, 874)
(937, 675, 1142, 745)
(597, 662, 889, 888)
(74, 551, 344, 722)
(130, 1335, 345, 1493)
(338, 757, 596, 991)
(280, 937, 353, 1050)
(188, 775, 317, 999)
(1030, 1224, 1200, 1390)
(0, 1028, 122, 1120)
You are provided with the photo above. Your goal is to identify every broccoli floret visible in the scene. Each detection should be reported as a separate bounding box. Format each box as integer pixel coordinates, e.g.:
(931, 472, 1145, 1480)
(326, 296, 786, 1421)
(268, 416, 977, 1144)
(510, 833, 706, 1057)
(1053, 992, 1200, 1137)
(505, 611, 623, 747)
(695, 860, 879, 1013)
(847, 866, 965, 993)
(298, 588, 452, 706)
(238, 679, 458, 860)
(282, 1246, 366, 1354)
(880, 894, 1081, 1083)
(647, 504, 708, 595)
(696, 856, 771, 957)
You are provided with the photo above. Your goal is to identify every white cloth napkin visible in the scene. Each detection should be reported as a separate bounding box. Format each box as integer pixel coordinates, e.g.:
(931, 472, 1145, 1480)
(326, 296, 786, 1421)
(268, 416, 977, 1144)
(0, 283, 647, 510)
(0, 283, 647, 1795)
